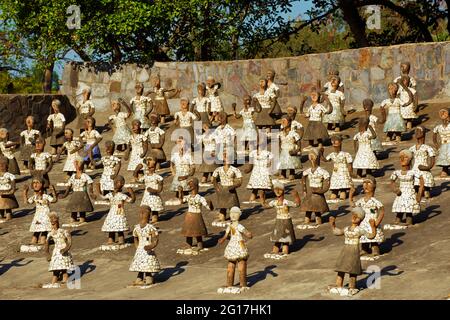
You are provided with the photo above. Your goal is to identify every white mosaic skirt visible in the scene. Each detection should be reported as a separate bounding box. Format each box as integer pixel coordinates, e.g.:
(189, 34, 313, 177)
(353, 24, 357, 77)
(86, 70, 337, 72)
(360, 214, 385, 243)
(49, 249, 74, 272)
(240, 122, 257, 141)
(400, 104, 418, 120)
(392, 191, 420, 214)
(100, 174, 114, 192)
(353, 147, 380, 169)
(127, 151, 144, 171)
(170, 175, 191, 192)
(436, 144, 450, 167)
(209, 96, 223, 112)
(29, 211, 52, 232)
(330, 172, 353, 190)
(247, 169, 272, 190)
(413, 169, 434, 188)
(322, 107, 344, 124)
(129, 247, 161, 273)
(141, 193, 164, 212)
(224, 239, 249, 261)
(101, 212, 129, 232)
(63, 154, 79, 172)
(113, 125, 132, 145)
(277, 149, 302, 170)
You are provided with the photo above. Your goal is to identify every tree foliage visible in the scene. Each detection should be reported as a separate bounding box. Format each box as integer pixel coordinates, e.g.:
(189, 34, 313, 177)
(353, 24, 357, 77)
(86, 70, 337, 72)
(0, 0, 449, 93)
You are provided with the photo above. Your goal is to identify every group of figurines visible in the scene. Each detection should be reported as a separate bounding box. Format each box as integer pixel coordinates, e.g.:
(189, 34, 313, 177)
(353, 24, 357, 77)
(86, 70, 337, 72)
(1, 61, 450, 295)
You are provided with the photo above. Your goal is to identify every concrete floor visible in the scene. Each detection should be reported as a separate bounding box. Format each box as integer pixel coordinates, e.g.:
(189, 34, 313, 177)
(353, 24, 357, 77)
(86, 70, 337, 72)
(0, 101, 449, 300)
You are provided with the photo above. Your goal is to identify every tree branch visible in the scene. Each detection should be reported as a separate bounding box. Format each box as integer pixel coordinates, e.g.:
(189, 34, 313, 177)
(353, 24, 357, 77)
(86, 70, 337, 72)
(358, 0, 433, 42)
(260, 5, 339, 51)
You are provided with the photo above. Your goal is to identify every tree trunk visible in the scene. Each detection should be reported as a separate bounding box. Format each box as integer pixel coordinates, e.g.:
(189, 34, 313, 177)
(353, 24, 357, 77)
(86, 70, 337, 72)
(445, 0, 450, 35)
(231, 33, 239, 60)
(200, 2, 211, 61)
(43, 61, 54, 93)
(338, 0, 370, 47)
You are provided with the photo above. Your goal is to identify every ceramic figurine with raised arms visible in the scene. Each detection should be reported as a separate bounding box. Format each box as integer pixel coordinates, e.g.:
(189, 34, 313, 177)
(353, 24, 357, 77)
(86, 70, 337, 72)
(328, 208, 376, 295)
(0, 128, 20, 175)
(398, 75, 418, 130)
(300, 88, 332, 147)
(362, 99, 383, 154)
(253, 78, 276, 130)
(59, 159, 94, 225)
(147, 75, 180, 124)
(206, 76, 223, 124)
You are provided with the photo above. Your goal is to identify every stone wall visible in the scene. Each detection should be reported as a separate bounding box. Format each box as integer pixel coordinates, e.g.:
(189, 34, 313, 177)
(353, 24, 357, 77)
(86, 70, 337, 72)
(0, 94, 76, 141)
(60, 41, 450, 113)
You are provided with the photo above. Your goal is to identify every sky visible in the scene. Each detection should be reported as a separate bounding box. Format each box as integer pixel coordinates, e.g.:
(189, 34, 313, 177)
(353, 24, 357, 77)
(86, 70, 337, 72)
(53, 1, 314, 78)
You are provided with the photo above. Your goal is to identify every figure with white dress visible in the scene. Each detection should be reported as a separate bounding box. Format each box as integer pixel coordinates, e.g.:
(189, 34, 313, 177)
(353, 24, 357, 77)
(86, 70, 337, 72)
(125, 120, 148, 176)
(44, 213, 74, 287)
(56, 129, 83, 179)
(134, 157, 164, 223)
(353, 117, 380, 178)
(432, 108, 450, 178)
(95, 175, 136, 245)
(409, 126, 435, 199)
(218, 207, 252, 290)
(107, 99, 132, 153)
(390, 149, 424, 226)
(349, 177, 385, 257)
(23, 177, 57, 245)
(321, 135, 354, 200)
(129, 208, 161, 286)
